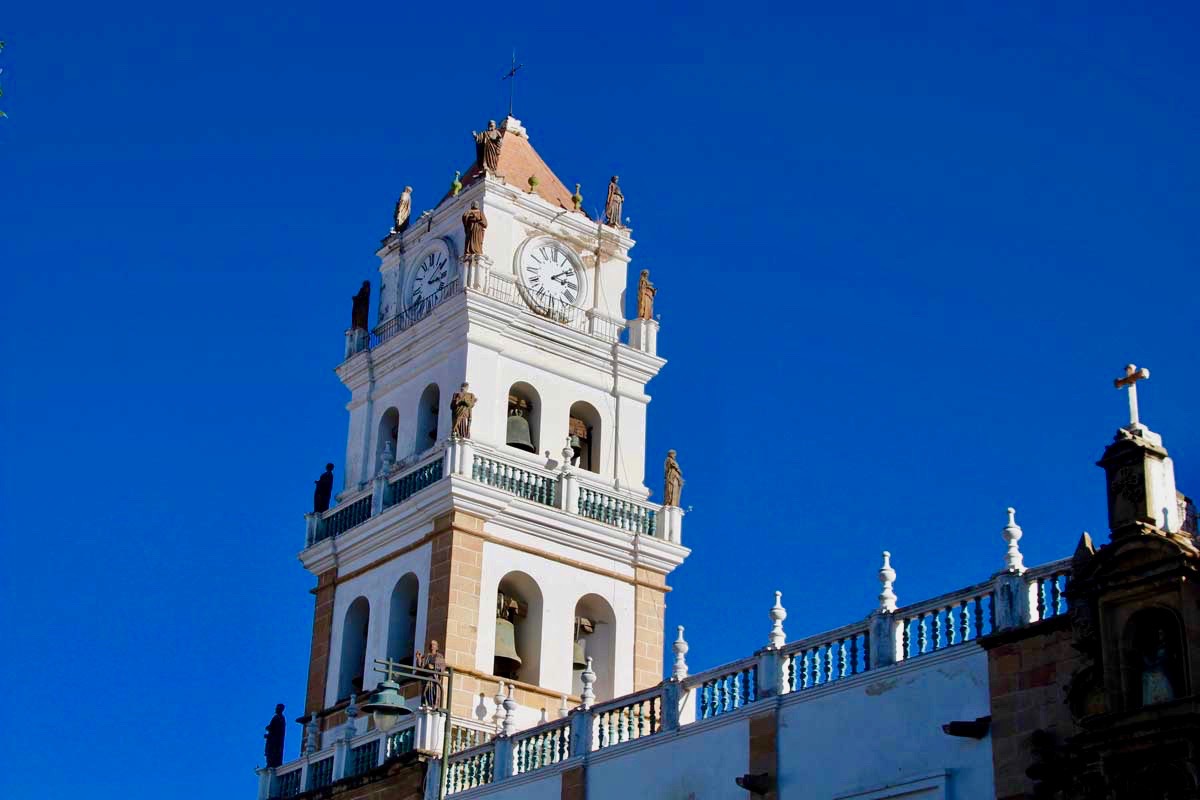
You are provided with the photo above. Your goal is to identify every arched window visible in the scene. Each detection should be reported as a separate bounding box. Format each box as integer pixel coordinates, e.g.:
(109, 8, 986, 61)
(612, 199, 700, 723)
(494, 571, 543, 685)
(376, 407, 400, 473)
(572, 594, 616, 701)
(387, 573, 420, 666)
(505, 383, 540, 454)
(415, 384, 440, 454)
(338, 597, 371, 701)
(568, 401, 602, 474)
(1123, 607, 1186, 709)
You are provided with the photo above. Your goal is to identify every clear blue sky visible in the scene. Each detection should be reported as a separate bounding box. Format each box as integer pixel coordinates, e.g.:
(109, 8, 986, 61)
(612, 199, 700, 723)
(1, 2, 1197, 797)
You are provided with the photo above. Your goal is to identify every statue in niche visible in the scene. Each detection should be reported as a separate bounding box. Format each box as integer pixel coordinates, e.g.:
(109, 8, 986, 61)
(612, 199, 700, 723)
(391, 186, 412, 233)
(462, 201, 488, 257)
(637, 269, 656, 320)
(350, 281, 371, 330)
(264, 704, 286, 768)
(313, 463, 334, 513)
(451, 382, 477, 439)
(604, 176, 624, 227)
(1138, 623, 1177, 706)
(664, 449, 684, 507)
(415, 640, 446, 708)
(472, 120, 503, 174)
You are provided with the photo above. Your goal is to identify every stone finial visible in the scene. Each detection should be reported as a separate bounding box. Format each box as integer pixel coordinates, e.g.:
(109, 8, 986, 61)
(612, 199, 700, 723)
(562, 437, 575, 468)
(345, 690, 359, 720)
(475, 693, 489, 722)
(878, 551, 898, 612)
(559, 695, 570, 719)
(1002, 507, 1025, 572)
(450, 170, 463, 197)
(303, 716, 320, 756)
(768, 591, 787, 649)
(502, 686, 518, 737)
(493, 682, 507, 732)
(538, 707, 548, 724)
(672, 625, 689, 680)
(580, 657, 597, 709)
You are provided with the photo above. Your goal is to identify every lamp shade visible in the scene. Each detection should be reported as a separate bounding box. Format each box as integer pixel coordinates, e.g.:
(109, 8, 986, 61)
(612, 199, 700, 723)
(362, 680, 412, 731)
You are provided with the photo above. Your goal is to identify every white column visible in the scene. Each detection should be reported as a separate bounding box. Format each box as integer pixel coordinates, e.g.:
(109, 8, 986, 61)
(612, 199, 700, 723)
(868, 552, 902, 667)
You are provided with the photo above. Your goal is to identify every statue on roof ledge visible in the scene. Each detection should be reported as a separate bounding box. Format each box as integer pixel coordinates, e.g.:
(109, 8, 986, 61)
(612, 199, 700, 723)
(472, 120, 503, 174)
(350, 280, 371, 330)
(637, 270, 656, 320)
(462, 201, 488, 257)
(604, 176, 624, 228)
(391, 186, 412, 234)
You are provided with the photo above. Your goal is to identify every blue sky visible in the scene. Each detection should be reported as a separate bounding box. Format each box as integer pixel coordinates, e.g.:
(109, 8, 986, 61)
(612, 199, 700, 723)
(1, 2, 1198, 797)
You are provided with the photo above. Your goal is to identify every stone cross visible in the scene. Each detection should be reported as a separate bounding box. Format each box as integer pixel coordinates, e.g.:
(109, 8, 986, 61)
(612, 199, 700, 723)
(1114, 364, 1150, 428)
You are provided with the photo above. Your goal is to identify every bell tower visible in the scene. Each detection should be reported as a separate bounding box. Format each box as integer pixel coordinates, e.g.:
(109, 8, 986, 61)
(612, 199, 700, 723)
(299, 115, 688, 741)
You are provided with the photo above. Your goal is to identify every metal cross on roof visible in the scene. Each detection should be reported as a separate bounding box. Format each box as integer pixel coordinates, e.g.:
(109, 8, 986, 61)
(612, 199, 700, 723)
(1113, 363, 1151, 428)
(502, 51, 524, 118)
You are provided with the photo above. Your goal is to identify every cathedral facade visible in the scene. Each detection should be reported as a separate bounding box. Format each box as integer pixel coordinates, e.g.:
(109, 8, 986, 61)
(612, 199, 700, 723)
(256, 116, 1199, 800)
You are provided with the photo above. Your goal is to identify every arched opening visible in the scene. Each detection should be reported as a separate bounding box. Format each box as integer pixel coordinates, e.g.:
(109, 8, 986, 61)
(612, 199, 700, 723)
(415, 384, 440, 454)
(572, 594, 616, 701)
(505, 383, 540, 454)
(568, 401, 602, 474)
(376, 407, 400, 473)
(1123, 607, 1186, 709)
(387, 573, 420, 668)
(338, 597, 371, 701)
(494, 571, 543, 685)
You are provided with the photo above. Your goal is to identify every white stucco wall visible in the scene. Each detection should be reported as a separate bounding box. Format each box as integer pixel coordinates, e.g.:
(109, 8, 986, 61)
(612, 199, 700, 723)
(324, 543, 432, 708)
(776, 648, 993, 799)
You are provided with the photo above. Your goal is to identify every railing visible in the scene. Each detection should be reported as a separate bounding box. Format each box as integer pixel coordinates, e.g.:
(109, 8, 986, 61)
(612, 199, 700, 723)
(273, 767, 302, 798)
(383, 456, 444, 509)
(370, 280, 464, 350)
(685, 658, 758, 720)
(314, 492, 373, 544)
(445, 741, 495, 795)
(592, 686, 664, 750)
(448, 723, 493, 755)
(472, 454, 558, 507)
(347, 739, 380, 777)
(577, 485, 657, 536)
(898, 582, 995, 660)
(386, 726, 415, 759)
(306, 757, 333, 791)
(782, 621, 870, 692)
(512, 718, 571, 774)
(1026, 558, 1071, 622)
(480, 269, 625, 345)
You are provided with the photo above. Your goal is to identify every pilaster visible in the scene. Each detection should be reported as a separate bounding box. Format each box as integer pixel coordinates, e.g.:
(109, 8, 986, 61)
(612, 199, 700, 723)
(305, 569, 338, 719)
(425, 510, 486, 717)
(633, 567, 668, 689)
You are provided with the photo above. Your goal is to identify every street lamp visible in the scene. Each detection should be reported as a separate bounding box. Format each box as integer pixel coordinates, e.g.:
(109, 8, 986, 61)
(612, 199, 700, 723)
(362, 678, 412, 732)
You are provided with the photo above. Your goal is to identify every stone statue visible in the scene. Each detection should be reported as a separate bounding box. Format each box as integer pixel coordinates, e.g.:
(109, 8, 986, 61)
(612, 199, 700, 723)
(264, 703, 286, 768)
(415, 640, 447, 708)
(462, 201, 488, 257)
(313, 463, 334, 513)
(451, 382, 477, 439)
(637, 269, 656, 320)
(391, 186, 412, 233)
(351, 280, 371, 330)
(604, 176, 624, 227)
(472, 120, 503, 174)
(571, 183, 583, 212)
(664, 449, 684, 507)
(1140, 626, 1176, 706)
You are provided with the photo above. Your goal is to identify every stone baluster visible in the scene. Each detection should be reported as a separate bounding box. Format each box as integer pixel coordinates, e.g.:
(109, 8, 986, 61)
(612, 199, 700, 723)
(493, 688, 515, 783)
(580, 657, 597, 709)
(993, 507, 1034, 630)
(559, 439, 579, 514)
(492, 682, 507, 733)
(559, 695, 570, 719)
(332, 693, 359, 780)
(868, 551, 902, 667)
(303, 715, 320, 756)
(671, 625, 689, 681)
(502, 686, 518, 737)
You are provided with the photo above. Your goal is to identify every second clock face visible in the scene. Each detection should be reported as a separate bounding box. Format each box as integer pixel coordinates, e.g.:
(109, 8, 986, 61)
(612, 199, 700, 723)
(410, 245, 453, 307)
(519, 241, 582, 309)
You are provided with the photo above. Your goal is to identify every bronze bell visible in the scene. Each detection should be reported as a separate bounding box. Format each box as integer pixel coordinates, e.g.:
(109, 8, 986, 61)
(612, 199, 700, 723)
(506, 410, 535, 452)
(573, 616, 594, 671)
(572, 638, 587, 670)
(494, 617, 523, 678)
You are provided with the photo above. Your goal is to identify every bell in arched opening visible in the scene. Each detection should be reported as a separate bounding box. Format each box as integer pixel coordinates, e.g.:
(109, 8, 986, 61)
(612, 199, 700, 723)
(568, 417, 591, 470)
(494, 592, 524, 680)
(506, 395, 535, 453)
(572, 616, 595, 671)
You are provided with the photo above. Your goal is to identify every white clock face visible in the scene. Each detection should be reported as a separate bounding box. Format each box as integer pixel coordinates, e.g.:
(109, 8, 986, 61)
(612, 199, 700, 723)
(519, 241, 582, 310)
(409, 245, 454, 308)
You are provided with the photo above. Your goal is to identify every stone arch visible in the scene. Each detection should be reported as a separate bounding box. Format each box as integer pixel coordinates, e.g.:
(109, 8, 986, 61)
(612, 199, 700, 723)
(387, 573, 420, 666)
(506, 382, 540, 454)
(572, 593, 617, 701)
(415, 384, 440, 454)
(495, 570, 544, 685)
(568, 401, 602, 474)
(338, 596, 371, 700)
(376, 407, 400, 473)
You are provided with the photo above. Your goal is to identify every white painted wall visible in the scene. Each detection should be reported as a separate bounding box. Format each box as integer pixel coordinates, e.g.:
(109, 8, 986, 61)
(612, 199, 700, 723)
(324, 543, 432, 708)
(776, 649, 994, 800)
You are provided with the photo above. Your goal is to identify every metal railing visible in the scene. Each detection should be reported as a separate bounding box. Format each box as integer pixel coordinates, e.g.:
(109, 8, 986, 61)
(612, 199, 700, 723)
(306, 455, 446, 547)
(370, 280, 463, 349)
(480, 270, 624, 345)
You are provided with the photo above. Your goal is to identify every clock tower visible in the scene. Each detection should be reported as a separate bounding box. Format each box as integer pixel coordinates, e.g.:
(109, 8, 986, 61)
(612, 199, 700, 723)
(299, 115, 688, 747)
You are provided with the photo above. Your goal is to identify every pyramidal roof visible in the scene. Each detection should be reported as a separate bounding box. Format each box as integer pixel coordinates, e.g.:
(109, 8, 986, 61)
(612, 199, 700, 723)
(452, 117, 586, 216)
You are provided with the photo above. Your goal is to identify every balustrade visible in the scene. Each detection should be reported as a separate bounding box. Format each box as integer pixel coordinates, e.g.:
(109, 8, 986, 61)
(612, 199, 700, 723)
(305, 456, 445, 548)
(386, 727, 415, 759)
(315, 493, 373, 544)
(686, 660, 758, 720)
(591, 688, 664, 750)
(898, 588, 994, 660)
(272, 768, 302, 798)
(577, 486, 658, 536)
(369, 280, 463, 349)
(383, 457, 444, 509)
(471, 455, 557, 506)
(306, 757, 333, 791)
(783, 625, 870, 692)
(1026, 560, 1071, 622)
(347, 739, 380, 778)
(445, 743, 495, 795)
(512, 719, 571, 773)
(448, 724, 492, 755)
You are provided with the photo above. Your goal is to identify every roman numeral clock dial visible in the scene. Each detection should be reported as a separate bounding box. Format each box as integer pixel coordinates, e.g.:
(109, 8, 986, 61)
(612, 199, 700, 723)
(409, 245, 453, 308)
(518, 239, 583, 313)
